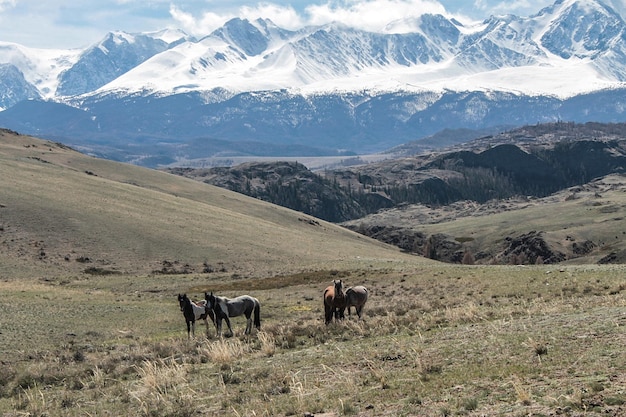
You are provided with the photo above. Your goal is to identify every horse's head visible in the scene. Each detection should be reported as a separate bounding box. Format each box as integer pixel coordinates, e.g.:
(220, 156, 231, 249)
(333, 280, 345, 298)
(204, 292, 215, 309)
(178, 294, 188, 311)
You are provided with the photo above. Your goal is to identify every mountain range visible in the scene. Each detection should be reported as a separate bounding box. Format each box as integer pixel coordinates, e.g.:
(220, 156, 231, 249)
(1, 0, 626, 166)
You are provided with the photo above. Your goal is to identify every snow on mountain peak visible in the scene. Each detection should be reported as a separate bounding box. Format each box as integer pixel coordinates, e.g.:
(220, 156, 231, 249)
(1, 0, 626, 107)
(145, 28, 192, 45)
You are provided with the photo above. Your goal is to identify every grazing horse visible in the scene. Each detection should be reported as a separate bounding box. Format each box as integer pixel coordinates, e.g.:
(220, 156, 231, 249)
(345, 285, 369, 319)
(177, 294, 214, 339)
(323, 279, 346, 325)
(205, 292, 261, 337)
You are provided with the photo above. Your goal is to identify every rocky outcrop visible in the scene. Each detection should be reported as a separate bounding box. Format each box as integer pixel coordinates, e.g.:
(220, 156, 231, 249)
(498, 231, 566, 264)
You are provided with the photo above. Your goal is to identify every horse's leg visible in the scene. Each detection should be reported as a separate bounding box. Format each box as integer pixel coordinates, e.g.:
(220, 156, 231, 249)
(216, 317, 222, 337)
(203, 318, 209, 337)
(223, 316, 234, 337)
(245, 315, 252, 335)
(334, 305, 344, 321)
(191, 321, 196, 338)
(324, 304, 332, 325)
(356, 305, 363, 319)
(208, 309, 216, 328)
(186, 321, 191, 339)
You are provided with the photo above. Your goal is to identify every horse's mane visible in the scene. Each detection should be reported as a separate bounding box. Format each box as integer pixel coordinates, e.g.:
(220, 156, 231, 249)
(206, 293, 229, 319)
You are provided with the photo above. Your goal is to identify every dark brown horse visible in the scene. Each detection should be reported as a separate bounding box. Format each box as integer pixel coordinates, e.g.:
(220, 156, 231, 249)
(323, 279, 346, 325)
(345, 285, 369, 319)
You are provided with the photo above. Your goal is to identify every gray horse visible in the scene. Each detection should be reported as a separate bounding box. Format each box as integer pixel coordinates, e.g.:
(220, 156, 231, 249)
(344, 285, 369, 319)
(205, 292, 261, 337)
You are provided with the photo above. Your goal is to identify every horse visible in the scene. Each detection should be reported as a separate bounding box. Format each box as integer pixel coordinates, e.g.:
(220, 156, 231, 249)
(323, 279, 346, 325)
(345, 285, 369, 319)
(204, 292, 261, 337)
(177, 294, 214, 339)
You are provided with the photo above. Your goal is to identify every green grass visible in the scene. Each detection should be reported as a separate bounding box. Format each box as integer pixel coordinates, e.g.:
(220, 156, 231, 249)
(0, 131, 416, 280)
(347, 174, 626, 265)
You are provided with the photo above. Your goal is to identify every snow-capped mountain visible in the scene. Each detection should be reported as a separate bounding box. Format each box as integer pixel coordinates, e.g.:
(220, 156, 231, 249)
(1, 0, 626, 166)
(74, 0, 626, 97)
(56, 29, 191, 97)
(0, 42, 81, 108)
(0, 29, 190, 108)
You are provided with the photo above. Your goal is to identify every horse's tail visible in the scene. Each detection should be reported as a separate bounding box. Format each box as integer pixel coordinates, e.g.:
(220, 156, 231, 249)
(253, 299, 261, 329)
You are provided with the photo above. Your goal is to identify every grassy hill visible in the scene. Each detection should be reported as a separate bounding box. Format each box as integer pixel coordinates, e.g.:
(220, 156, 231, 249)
(1, 129, 625, 416)
(0, 129, 414, 280)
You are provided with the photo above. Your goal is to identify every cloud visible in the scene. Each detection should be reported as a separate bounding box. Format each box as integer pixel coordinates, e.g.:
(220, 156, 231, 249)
(305, 0, 448, 31)
(170, 0, 451, 36)
(239, 3, 305, 29)
(0, 0, 16, 12)
(486, 1, 537, 16)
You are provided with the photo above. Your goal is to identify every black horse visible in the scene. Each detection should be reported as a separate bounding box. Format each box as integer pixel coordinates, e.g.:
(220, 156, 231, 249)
(177, 294, 214, 339)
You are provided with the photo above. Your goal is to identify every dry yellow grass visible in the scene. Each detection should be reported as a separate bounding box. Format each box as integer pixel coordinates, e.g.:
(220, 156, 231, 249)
(1, 264, 625, 416)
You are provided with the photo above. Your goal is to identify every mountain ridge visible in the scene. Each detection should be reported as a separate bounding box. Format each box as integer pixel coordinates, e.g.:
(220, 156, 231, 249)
(1, 0, 626, 165)
(168, 122, 626, 264)
(1, 0, 624, 104)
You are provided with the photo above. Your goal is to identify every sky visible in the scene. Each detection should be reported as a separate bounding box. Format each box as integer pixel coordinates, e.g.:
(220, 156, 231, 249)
(0, 0, 625, 49)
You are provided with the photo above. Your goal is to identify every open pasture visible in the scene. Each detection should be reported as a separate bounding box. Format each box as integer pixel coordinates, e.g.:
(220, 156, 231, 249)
(1, 264, 625, 416)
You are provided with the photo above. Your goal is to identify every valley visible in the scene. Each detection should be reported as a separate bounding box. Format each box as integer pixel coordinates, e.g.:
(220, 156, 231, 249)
(172, 122, 626, 266)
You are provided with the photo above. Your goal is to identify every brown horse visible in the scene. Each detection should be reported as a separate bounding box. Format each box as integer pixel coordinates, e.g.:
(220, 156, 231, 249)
(323, 279, 346, 324)
(345, 285, 369, 319)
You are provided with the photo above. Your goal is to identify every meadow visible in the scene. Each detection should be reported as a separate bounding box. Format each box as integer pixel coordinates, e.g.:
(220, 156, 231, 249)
(1, 263, 625, 416)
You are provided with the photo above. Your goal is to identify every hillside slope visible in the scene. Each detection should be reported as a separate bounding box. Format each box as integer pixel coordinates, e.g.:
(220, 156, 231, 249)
(0, 129, 417, 279)
(343, 174, 626, 264)
(168, 123, 626, 265)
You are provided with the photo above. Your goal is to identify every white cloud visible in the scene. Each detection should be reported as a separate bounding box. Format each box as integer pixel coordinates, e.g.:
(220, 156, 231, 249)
(305, 0, 448, 32)
(170, 0, 451, 36)
(239, 3, 305, 29)
(0, 0, 16, 12)
(170, 3, 305, 36)
(487, 1, 537, 16)
(169, 5, 231, 35)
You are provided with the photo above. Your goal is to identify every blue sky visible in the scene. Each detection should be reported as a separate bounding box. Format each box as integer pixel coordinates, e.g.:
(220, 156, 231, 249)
(0, 0, 623, 49)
